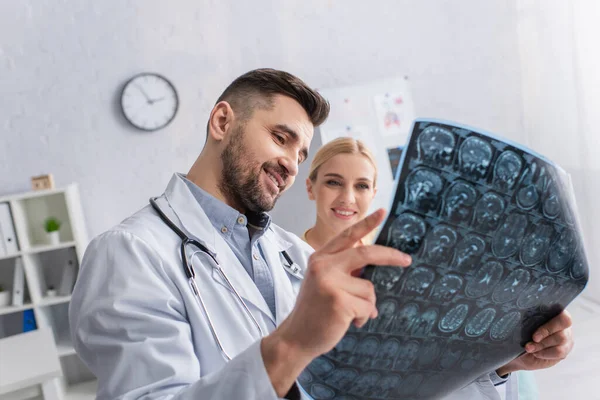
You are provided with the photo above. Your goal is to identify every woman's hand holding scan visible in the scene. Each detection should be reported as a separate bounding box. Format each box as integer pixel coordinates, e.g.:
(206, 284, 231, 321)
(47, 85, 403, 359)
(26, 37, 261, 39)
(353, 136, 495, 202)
(261, 209, 412, 396)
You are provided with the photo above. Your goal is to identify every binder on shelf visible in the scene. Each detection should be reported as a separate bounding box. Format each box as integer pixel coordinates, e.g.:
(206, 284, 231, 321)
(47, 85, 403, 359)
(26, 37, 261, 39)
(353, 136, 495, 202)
(22, 309, 37, 332)
(0, 229, 5, 257)
(0, 203, 19, 254)
(12, 258, 24, 306)
(58, 259, 76, 296)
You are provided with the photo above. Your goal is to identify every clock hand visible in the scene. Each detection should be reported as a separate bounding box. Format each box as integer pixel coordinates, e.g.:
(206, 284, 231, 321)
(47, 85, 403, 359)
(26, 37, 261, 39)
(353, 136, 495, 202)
(148, 97, 165, 104)
(134, 84, 152, 103)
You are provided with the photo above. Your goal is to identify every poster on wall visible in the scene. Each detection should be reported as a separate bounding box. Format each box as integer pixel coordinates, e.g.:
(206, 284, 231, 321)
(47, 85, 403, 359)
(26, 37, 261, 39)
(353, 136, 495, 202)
(299, 119, 589, 400)
(373, 93, 410, 140)
(316, 77, 415, 215)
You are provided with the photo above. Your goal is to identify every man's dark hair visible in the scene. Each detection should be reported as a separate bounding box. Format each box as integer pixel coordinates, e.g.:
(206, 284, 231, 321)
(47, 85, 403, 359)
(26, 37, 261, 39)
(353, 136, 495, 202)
(214, 68, 330, 128)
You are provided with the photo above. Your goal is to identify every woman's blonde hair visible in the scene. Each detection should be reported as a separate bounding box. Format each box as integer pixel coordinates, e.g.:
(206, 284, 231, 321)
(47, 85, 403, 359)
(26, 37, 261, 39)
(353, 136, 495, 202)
(308, 137, 378, 186)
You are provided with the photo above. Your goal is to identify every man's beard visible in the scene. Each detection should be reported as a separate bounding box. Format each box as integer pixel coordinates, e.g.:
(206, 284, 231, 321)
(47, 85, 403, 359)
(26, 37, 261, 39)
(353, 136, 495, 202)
(219, 125, 286, 213)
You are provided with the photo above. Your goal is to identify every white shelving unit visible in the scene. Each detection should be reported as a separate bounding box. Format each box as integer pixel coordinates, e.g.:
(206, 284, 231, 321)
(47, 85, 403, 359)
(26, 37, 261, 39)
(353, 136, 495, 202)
(0, 184, 95, 400)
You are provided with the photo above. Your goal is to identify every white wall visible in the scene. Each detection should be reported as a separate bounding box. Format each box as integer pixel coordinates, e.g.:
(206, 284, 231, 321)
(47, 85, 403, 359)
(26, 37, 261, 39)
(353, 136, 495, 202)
(0, 0, 525, 241)
(517, 0, 600, 302)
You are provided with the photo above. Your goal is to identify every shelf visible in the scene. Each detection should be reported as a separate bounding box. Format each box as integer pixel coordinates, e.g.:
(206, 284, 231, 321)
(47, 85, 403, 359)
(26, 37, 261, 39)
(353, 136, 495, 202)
(25, 241, 76, 255)
(0, 241, 76, 262)
(0, 186, 71, 204)
(57, 341, 77, 357)
(38, 295, 71, 307)
(0, 184, 89, 396)
(64, 380, 97, 400)
(0, 302, 33, 316)
(0, 253, 21, 262)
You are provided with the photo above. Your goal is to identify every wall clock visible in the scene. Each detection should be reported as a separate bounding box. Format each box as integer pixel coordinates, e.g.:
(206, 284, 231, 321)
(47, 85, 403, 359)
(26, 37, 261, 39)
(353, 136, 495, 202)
(120, 72, 179, 131)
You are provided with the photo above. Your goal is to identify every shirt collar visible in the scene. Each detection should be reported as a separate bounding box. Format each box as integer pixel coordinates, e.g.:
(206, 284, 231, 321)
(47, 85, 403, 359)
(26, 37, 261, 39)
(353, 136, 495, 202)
(183, 177, 271, 235)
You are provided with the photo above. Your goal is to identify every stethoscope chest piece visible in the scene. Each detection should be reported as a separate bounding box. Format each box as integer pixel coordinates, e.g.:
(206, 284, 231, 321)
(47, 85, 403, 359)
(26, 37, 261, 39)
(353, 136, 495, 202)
(282, 260, 303, 280)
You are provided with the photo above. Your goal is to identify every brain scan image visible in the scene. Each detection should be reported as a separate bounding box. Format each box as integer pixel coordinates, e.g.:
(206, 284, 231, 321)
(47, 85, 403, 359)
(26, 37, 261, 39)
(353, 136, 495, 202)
(411, 308, 439, 336)
(520, 223, 554, 266)
(299, 369, 313, 385)
(451, 234, 486, 274)
(492, 269, 531, 303)
(517, 276, 556, 308)
(473, 192, 506, 233)
(304, 120, 588, 400)
(330, 335, 358, 363)
(367, 299, 397, 333)
(310, 383, 336, 399)
(543, 180, 561, 219)
(442, 181, 478, 224)
(417, 125, 456, 167)
(307, 357, 335, 377)
(392, 303, 420, 335)
(327, 368, 359, 390)
(373, 374, 402, 398)
(571, 257, 589, 280)
(372, 338, 402, 369)
(490, 311, 521, 341)
(401, 266, 436, 297)
(464, 308, 496, 338)
(458, 136, 493, 179)
(349, 372, 381, 397)
(392, 340, 420, 371)
(422, 224, 458, 265)
(439, 304, 469, 333)
(348, 337, 380, 367)
(404, 167, 445, 213)
(492, 213, 529, 258)
(516, 162, 550, 210)
(493, 150, 523, 191)
(546, 229, 577, 273)
(465, 260, 504, 298)
(371, 266, 403, 292)
(386, 212, 427, 254)
(429, 274, 464, 302)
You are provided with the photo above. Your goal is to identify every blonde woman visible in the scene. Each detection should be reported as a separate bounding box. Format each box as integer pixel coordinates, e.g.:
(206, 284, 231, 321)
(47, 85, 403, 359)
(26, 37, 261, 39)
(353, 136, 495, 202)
(303, 137, 378, 250)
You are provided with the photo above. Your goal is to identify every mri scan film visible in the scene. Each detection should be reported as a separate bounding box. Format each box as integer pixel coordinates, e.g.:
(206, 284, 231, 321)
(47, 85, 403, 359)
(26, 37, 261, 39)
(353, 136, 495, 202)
(299, 120, 589, 400)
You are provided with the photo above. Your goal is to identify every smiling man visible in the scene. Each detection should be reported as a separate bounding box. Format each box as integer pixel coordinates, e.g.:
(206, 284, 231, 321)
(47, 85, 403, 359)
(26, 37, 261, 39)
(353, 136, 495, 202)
(69, 69, 573, 400)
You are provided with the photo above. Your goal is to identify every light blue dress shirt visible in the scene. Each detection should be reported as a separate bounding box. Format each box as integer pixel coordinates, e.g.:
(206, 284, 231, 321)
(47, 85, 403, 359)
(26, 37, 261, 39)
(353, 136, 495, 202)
(184, 178, 277, 318)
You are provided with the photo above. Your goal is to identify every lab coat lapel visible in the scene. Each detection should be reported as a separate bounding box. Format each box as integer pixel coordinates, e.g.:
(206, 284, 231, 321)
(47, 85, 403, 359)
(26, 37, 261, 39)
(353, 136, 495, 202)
(162, 173, 275, 325)
(260, 229, 298, 325)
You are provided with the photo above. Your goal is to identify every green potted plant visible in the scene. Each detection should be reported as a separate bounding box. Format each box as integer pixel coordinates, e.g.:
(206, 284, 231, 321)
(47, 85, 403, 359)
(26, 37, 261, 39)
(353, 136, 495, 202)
(44, 216, 62, 245)
(0, 284, 10, 307)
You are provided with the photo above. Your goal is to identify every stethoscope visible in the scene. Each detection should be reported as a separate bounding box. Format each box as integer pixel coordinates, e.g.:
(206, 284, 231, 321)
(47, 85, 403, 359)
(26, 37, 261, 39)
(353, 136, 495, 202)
(149, 197, 302, 361)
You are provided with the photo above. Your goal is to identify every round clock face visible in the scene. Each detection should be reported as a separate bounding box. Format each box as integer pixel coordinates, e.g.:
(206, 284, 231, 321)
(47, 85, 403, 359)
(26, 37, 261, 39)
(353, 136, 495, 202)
(120, 73, 178, 131)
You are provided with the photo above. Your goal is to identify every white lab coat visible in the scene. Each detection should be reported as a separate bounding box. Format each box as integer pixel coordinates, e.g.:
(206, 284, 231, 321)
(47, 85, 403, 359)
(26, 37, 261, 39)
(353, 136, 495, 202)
(69, 173, 507, 400)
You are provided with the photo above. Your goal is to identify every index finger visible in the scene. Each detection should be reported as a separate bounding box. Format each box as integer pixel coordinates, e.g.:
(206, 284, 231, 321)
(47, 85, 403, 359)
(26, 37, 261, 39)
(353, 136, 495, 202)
(322, 244, 412, 276)
(533, 310, 573, 343)
(320, 209, 386, 254)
